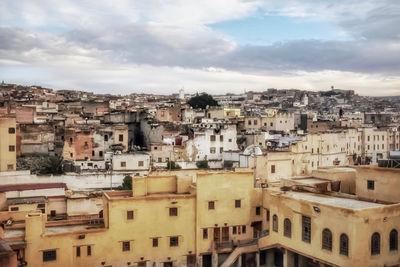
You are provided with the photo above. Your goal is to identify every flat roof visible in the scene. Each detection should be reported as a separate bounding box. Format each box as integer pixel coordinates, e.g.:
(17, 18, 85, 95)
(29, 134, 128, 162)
(284, 191, 385, 210)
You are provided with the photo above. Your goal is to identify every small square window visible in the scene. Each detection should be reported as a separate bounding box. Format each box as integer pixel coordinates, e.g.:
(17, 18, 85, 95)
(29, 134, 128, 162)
(121, 161, 126, 167)
(169, 207, 178, 216)
(8, 128, 15, 134)
(208, 201, 215, 210)
(170, 236, 179, 247)
(43, 250, 56, 262)
(138, 161, 144, 167)
(367, 180, 375, 190)
(152, 238, 158, 247)
(235, 200, 241, 208)
(127, 210, 134, 220)
(9, 145, 15, 152)
(122, 241, 130, 251)
(7, 164, 13, 170)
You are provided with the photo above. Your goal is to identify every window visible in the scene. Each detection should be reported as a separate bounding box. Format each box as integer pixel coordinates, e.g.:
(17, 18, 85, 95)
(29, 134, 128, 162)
(271, 165, 275, 174)
(11, 207, 19, 211)
(70, 137, 73, 143)
(43, 250, 56, 261)
(170, 236, 179, 247)
(368, 136, 370, 141)
(152, 238, 158, 247)
(99, 151, 103, 157)
(235, 200, 241, 208)
(233, 226, 237, 235)
(158, 157, 162, 163)
(127, 210, 134, 220)
(87, 245, 91, 256)
(254, 120, 258, 125)
(273, 215, 278, 232)
(104, 135, 108, 141)
(284, 219, 291, 238)
(220, 135, 223, 141)
(390, 229, 398, 251)
(210, 147, 216, 154)
(8, 128, 15, 134)
(203, 229, 208, 239)
(208, 201, 215, 210)
(210, 135, 216, 141)
(367, 180, 375, 190)
(119, 134, 124, 142)
(122, 241, 130, 251)
(37, 203, 45, 209)
(219, 147, 223, 153)
(302, 216, 311, 243)
(322, 229, 332, 251)
(138, 161, 144, 167)
(76, 246, 81, 257)
(9, 145, 15, 152)
(248, 120, 252, 125)
(266, 209, 270, 221)
(120, 161, 126, 167)
(340, 234, 349, 256)
(229, 138, 232, 142)
(270, 122, 273, 127)
(92, 150, 95, 156)
(242, 226, 246, 234)
(169, 207, 178, 216)
(256, 207, 261, 216)
(371, 232, 380, 255)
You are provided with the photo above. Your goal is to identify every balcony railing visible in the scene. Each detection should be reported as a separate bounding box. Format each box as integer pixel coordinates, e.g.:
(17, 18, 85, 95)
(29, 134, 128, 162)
(215, 240, 234, 250)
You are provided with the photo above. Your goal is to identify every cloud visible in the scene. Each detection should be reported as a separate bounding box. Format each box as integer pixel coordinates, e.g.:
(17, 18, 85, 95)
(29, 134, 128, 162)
(0, 0, 400, 95)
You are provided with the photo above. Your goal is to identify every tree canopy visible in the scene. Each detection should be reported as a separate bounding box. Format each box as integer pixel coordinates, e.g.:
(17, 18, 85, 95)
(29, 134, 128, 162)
(187, 93, 218, 109)
(118, 175, 132, 190)
(39, 155, 64, 175)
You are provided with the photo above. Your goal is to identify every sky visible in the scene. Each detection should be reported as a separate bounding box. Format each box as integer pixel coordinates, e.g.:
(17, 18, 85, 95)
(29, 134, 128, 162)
(0, 0, 400, 96)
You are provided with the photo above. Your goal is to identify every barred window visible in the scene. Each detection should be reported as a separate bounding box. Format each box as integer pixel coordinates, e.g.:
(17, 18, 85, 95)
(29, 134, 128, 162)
(283, 218, 291, 238)
(371, 232, 380, 255)
(390, 229, 398, 251)
(302, 216, 311, 243)
(322, 229, 332, 251)
(340, 234, 349, 256)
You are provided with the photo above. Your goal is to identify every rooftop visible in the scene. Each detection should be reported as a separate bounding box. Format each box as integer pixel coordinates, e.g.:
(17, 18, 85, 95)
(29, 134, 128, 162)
(282, 191, 385, 210)
(7, 196, 47, 205)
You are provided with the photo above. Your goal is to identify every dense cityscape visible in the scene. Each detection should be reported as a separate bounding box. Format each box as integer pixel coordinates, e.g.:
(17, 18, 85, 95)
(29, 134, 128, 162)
(0, 81, 399, 266)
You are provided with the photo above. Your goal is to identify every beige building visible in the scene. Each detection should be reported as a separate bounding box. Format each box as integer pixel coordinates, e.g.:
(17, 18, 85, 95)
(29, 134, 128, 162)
(0, 116, 17, 172)
(1, 167, 399, 267)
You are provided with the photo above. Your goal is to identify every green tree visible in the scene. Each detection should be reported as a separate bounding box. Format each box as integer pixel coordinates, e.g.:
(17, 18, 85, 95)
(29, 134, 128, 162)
(187, 93, 219, 109)
(196, 160, 209, 169)
(39, 155, 64, 175)
(118, 175, 132, 190)
(166, 161, 181, 170)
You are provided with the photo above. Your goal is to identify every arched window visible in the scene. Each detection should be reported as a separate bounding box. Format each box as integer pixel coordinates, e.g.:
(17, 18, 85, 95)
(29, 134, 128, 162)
(272, 215, 278, 232)
(284, 219, 291, 238)
(390, 229, 398, 251)
(322, 229, 332, 251)
(340, 234, 349, 256)
(371, 232, 380, 255)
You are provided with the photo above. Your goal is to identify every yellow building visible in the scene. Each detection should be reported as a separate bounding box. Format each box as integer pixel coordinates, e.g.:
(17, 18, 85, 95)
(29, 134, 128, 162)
(1, 167, 400, 267)
(0, 116, 17, 172)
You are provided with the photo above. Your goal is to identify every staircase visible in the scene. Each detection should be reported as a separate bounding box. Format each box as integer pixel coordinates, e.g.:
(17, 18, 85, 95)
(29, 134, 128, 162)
(220, 243, 258, 267)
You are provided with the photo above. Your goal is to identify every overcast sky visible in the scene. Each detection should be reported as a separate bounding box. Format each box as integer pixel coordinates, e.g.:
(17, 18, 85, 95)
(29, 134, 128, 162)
(1, 0, 399, 96)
